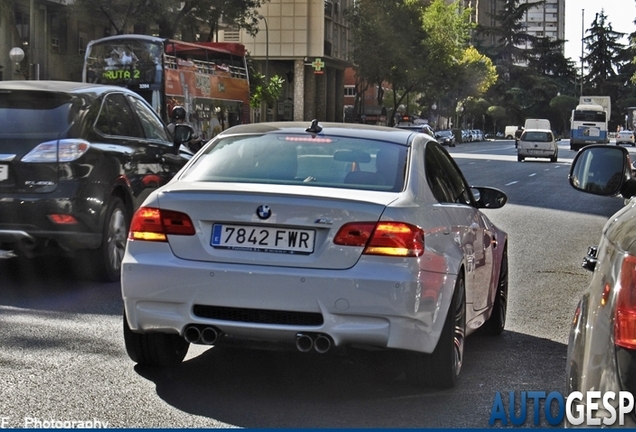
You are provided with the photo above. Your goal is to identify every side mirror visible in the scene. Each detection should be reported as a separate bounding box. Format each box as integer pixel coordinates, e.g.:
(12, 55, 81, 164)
(173, 124, 194, 145)
(471, 186, 508, 209)
(569, 145, 634, 197)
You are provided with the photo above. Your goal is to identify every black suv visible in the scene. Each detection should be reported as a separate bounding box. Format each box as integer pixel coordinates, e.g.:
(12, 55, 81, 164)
(0, 81, 192, 281)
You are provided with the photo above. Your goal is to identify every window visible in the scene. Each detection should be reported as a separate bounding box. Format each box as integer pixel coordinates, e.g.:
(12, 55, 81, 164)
(425, 142, 472, 205)
(95, 93, 143, 138)
(78, 32, 88, 56)
(127, 96, 170, 142)
(344, 86, 356, 97)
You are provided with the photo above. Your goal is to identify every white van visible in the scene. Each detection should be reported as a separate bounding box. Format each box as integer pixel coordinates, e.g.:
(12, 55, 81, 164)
(524, 119, 551, 130)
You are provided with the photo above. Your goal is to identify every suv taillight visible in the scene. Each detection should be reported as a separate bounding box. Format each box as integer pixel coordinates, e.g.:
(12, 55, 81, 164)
(22, 139, 90, 163)
(615, 255, 636, 349)
(334, 222, 424, 257)
(129, 207, 195, 242)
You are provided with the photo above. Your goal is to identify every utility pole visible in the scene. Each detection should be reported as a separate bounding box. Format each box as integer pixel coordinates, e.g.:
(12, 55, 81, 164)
(580, 9, 584, 98)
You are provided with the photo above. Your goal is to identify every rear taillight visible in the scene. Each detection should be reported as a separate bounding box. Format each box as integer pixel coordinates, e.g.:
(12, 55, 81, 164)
(129, 207, 195, 242)
(22, 139, 90, 163)
(334, 222, 424, 257)
(615, 255, 636, 349)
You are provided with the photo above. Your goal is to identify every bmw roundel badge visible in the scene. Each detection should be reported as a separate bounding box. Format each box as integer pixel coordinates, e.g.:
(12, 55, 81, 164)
(256, 204, 272, 220)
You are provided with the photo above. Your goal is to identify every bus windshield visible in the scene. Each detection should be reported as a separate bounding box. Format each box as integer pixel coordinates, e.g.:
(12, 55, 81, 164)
(83, 35, 250, 141)
(85, 39, 162, 86)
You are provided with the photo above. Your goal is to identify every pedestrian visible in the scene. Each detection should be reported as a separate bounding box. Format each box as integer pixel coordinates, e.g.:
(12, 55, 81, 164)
(514, 126, 523, 148)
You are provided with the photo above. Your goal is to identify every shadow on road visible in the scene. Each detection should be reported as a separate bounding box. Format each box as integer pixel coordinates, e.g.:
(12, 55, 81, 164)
(134, 330, 566, 428)
(0, 256, 122, 315)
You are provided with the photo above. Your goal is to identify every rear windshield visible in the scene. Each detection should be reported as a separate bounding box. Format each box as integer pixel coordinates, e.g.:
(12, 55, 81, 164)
(0, 91, 75, 135)
(573, 110, 606, 122)
(521, 131, 552, 142)
(181, 134, 408, 192)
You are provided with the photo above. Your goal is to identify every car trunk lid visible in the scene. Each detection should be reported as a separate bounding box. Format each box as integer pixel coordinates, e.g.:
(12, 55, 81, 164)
(155, 182, 397, 270)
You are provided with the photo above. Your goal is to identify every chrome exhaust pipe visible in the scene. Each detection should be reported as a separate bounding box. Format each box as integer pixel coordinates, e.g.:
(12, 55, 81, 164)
(314, 334, 332, 353)
(296, 333, 314, 352)
(200, 326, 219, 345)
(183, 325, 201, 344)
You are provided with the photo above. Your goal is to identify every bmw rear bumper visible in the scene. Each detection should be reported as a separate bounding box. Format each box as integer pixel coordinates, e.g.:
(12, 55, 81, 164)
(121, 241, 457, 354)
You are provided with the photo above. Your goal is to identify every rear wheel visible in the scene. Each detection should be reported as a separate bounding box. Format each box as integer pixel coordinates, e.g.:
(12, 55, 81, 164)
(484, 247, 508, 335)
(123, 312, 189, 366)
(550, 153, 558, 162)
(517, 154, 524, 162)
(89, 197, 128, 282)
(406, 274, 466, 388)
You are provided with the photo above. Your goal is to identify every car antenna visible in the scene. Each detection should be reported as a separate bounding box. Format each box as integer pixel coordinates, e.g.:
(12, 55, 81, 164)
(305, 119, 323, 134)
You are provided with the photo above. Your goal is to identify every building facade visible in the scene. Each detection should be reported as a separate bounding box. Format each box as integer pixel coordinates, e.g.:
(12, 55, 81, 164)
(0, 0, 110, 82)
(219, 0, 353, 122)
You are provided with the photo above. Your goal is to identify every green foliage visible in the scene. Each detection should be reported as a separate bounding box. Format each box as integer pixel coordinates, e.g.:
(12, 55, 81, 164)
(249, 72, 284, 109)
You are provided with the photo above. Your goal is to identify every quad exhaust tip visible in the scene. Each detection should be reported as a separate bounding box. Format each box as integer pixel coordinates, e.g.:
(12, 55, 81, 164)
(296, 333, 333, 353)
(183, 325, 221, 345)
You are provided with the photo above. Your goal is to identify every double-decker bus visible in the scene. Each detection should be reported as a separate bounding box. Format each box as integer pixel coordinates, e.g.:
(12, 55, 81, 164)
(83, 34, 250, 140)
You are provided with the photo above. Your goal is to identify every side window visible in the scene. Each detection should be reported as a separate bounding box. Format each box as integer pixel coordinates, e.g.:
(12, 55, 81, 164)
(425, 142, 472, 205)
(127, 95, 170, 143)
(94, 93, 143, 138)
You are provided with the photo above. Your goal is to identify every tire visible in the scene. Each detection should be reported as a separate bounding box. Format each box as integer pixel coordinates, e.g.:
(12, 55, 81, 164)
(517, 155, 524, 162)
(90, 197, 129, 282)
(484, 247, 508, 335)
(406, 274, 466, 388)
(123, 312, 189, 366)
(550, 153, 557, 163)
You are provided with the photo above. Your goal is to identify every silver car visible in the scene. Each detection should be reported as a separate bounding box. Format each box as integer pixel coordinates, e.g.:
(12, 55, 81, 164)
(567, 145, 636, 426)
(121, 121, 509, 388)
(517, 129, 559, 162)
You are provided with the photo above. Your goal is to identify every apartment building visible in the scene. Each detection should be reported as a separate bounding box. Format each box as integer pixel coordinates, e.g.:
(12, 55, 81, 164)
(518, 0, 565, 50)
(461, 0, 565, 52)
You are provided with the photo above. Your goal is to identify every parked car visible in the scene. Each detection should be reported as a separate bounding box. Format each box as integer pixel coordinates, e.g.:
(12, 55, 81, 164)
(0, 81, 193, 281)
(566, 145, 636, 426)
(517, 129, 559, 162)
(121, 120, 510, 389)
(616, 130, 635, 146)
(434, 129, 456, 147)
(395, 123, 435, 138)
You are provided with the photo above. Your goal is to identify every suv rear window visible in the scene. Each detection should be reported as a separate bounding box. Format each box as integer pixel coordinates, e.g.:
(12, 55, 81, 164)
(0, 91, 75, 135)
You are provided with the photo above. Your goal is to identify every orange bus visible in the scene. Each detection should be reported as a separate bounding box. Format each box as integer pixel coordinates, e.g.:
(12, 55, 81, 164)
(83, 34, 250, 140)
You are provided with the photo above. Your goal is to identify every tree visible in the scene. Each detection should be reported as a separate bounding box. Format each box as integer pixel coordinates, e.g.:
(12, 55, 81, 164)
(475, 0, 544, 75)
(549, 94, 578, 134)
(583, 10, 626, 91)
(346, 0, 428, 125)
(487, 105, 506, 134)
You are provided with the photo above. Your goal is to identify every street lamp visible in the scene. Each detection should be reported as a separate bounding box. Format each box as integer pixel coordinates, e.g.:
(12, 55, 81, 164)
(9, 47, 25, 78)
(431, 103, 437, 130)
(258, 15, 269, 82)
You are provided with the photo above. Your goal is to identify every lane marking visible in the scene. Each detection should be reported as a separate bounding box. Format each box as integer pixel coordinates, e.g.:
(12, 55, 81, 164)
(529, 173, 536, 177)
(505, 181, 518, 186)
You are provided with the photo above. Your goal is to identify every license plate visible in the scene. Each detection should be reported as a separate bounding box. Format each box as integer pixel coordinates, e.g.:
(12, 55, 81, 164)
(211, 224, 315, 254)
(0, 165, 7, 181)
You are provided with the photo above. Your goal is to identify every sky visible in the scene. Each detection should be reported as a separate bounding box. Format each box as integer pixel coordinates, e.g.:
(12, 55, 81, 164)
(564, 0, 635, 62)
